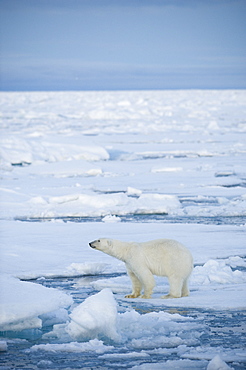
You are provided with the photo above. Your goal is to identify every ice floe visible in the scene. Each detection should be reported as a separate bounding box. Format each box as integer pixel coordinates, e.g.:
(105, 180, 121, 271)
(0, 276, 72, 331)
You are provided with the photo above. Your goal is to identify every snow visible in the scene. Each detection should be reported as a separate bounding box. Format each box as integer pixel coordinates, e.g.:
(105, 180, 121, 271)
(0, 90, 246, 368)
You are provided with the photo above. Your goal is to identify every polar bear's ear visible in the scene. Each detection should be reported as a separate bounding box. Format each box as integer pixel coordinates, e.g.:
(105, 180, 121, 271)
(107, 239, 112, 247)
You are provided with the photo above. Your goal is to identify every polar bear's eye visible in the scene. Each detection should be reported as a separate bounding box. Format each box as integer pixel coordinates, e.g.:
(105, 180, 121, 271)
(98, 239, 100, 242)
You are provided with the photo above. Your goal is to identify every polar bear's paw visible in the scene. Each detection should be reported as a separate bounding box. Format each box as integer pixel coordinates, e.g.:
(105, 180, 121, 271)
(161, 294, 181, 299)
(140, 294, 152, 299)
(125, 293, 140, 298)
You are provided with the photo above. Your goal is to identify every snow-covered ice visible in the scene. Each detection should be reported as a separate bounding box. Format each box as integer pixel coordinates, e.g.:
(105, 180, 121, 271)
(66, 288, 119, 342)
(0, 275, 72, 331)
(0, 90, 246, 369)
(29, 338, 114, 354)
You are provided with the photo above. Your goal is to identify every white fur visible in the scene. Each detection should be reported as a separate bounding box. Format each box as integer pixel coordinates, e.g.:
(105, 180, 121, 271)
(89, 238, 193, 299)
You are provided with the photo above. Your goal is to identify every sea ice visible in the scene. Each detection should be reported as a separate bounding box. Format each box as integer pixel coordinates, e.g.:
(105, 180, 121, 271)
(0, 90, 246, 368)
(67, 262, 109, 276)
(207, 355, 232, 370)
(182, 346, 246, 364)
(36, 360, 54, 368)
(0, 135, 109, 165)
(102, 214, 122, 222)
(191, 259, 246, 285)
(0, 341, 8, 352)
(0, 275, 73, 331)
(66, 288, 119, 341)
(30, 338, 114, 354)
(131, 359, 208, 369)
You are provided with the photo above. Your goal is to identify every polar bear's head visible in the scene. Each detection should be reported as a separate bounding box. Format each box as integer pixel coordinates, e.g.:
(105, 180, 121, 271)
(89, 238, 113, 252)
(89, 238, 129, 261)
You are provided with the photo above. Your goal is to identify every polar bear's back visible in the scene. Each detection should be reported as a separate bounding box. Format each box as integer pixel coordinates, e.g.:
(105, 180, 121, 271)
(139, 239, 193, 277)
(140, 238, 188, 253)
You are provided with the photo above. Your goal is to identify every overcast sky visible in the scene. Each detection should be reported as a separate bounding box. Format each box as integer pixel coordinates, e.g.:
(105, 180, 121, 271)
(0, 0, 246, 91)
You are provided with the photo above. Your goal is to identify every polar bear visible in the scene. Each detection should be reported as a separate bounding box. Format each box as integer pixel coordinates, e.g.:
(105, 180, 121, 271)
(89, 238, 193, 299)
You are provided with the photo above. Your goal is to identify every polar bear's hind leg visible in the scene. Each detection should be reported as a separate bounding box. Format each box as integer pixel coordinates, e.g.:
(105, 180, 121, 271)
(161, 275, 183, 299)
(181, 278, 190, 297)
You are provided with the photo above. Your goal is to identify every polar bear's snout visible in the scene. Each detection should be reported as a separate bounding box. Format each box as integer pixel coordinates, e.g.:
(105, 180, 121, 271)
(89, 241, 97, 249)
(89, 239, 103, 249)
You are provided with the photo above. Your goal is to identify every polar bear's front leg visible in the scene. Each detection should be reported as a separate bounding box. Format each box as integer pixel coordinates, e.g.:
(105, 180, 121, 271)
(133, 267, 156, 299)
(125, 268, 142, 298)
(141, 273, 155, 299)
